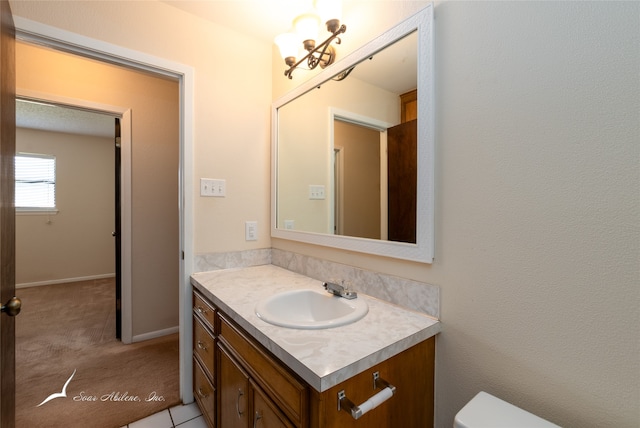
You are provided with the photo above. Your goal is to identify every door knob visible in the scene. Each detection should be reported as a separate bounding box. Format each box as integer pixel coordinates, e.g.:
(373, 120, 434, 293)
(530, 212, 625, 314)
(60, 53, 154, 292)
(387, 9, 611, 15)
(1, 296, 21, 317)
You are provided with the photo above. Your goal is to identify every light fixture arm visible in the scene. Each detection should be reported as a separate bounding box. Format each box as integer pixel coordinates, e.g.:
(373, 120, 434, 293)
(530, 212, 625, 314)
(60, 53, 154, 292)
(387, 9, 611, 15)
(284, 24, 347, 79)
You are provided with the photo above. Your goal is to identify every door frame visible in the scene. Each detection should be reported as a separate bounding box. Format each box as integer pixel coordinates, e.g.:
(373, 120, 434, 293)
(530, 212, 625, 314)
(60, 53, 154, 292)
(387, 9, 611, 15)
(14, 17, 195, 403)
(17, 91, 132, 339)
(329, 108, 393, 241)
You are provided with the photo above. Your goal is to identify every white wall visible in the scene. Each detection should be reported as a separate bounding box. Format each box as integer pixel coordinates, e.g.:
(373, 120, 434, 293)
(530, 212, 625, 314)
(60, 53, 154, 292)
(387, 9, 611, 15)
(273, 1, 640, 427)
(15, 128, 114, 286)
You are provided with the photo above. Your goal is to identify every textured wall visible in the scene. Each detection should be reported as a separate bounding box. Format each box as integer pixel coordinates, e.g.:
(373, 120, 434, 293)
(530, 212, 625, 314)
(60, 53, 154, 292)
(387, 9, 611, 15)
(431, 3, 638, 426)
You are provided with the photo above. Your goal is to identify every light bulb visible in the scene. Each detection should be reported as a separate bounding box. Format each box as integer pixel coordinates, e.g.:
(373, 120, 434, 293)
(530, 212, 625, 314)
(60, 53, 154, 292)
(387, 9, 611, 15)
(274, 33, 299, 66)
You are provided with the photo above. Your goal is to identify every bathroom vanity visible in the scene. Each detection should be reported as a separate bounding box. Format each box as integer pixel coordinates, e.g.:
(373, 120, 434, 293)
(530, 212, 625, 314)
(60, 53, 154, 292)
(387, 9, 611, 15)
(191, 265, 440, 427)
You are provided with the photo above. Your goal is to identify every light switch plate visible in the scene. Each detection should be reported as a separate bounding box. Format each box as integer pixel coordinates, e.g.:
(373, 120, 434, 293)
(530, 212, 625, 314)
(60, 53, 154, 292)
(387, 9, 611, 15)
(201, 178, 226, 197)
(309, 185, 325, 200)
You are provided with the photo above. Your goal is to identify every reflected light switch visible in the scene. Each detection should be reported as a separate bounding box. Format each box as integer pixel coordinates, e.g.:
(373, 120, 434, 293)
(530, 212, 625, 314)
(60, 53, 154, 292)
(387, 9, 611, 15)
(309, 185, 325, 200)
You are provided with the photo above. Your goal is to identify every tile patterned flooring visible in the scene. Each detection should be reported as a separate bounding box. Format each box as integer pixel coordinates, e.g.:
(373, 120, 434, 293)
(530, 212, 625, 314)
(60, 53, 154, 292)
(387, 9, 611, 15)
(123, 402, 207, 428)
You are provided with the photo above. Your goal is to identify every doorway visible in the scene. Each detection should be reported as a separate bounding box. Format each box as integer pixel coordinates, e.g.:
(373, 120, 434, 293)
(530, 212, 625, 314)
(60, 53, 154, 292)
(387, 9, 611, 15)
(13, 98, 184, 427)
(14, 15, 195, 406)
(15, 99, 120, 336)
(330, 109, 394, 241)
(333, 119, 382, 240)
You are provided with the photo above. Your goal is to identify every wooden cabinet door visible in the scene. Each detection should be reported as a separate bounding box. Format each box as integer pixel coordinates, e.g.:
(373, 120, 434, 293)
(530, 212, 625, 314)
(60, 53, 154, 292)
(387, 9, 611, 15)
(219, 344, 250, 428)
(251, 380, 294, 428)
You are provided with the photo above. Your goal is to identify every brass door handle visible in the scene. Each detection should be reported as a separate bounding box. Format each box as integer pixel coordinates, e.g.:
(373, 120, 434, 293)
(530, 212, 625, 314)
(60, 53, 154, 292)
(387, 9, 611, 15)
(1, 296, 21, 317)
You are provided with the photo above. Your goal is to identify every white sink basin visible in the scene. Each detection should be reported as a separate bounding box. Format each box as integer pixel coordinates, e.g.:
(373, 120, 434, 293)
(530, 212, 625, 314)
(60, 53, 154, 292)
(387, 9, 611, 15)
(255, 289, 369, 329)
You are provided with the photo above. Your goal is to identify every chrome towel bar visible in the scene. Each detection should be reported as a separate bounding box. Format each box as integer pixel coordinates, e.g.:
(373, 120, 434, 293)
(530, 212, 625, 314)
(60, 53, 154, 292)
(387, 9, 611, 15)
(338, 372, 396, 420)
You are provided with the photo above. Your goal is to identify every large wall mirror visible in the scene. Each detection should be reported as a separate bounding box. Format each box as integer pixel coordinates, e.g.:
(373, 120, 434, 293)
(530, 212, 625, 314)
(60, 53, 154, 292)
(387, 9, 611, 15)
(271, 5, 434, 263)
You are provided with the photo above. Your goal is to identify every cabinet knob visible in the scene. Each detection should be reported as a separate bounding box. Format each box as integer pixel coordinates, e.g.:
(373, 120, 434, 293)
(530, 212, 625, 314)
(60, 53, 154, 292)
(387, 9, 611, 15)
(197, 341, 208, 351)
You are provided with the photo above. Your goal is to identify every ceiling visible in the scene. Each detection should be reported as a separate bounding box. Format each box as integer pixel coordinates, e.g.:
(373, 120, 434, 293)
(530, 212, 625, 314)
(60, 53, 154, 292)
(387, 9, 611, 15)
(17, 99, 115, 138)
(161, 0, 338, 43)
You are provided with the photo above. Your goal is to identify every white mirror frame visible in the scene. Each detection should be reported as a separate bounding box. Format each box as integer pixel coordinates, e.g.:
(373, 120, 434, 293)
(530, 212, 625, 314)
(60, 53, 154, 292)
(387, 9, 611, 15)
(271, 5, 434, 263)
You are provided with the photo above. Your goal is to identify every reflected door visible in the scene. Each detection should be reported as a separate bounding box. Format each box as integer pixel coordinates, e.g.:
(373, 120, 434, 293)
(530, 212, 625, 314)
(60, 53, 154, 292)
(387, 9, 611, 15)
(334, 120, 381, 240)
(387, 119, 417, 243)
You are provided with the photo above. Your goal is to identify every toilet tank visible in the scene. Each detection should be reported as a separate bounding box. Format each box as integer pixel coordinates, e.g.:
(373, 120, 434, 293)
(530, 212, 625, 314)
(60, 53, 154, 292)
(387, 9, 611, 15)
(454, 391, 561, 428)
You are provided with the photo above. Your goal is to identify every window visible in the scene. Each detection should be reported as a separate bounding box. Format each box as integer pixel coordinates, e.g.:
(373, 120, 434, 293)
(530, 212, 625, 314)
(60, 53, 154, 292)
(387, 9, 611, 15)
(15, 153, 57, 212)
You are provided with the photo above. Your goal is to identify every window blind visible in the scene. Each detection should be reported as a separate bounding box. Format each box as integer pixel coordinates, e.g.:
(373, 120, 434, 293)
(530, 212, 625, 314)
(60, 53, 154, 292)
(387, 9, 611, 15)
(15, 153, 56, 209)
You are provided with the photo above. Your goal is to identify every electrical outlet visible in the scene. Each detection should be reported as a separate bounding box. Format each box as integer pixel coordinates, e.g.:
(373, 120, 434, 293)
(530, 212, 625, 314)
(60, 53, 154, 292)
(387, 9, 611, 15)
(245, 221, 257, 241)
(284, 220, 295, 230)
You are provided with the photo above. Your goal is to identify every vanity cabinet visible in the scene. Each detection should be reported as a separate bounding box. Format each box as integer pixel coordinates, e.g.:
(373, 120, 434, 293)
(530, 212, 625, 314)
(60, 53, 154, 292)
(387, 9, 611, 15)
(193, 290, 217, 427)
(192, 290, 435, 428)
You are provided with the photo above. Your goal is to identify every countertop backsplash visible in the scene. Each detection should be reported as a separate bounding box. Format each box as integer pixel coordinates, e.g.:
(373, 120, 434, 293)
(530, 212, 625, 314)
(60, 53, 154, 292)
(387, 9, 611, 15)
(194, 248, 271, 272)
(193, 248, 439, 319)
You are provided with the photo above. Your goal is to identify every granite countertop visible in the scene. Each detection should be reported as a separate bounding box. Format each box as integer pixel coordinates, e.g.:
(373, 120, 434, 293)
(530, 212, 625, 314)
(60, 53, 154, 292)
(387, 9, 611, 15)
(190, 264, 441, 392)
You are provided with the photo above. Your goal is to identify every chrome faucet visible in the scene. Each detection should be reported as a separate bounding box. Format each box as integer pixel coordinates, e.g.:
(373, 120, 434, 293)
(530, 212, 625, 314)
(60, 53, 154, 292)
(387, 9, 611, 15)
(323, 281, 357, 299)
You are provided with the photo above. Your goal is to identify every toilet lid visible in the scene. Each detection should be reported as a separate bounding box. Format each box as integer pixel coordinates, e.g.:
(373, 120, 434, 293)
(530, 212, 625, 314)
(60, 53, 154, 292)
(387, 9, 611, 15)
(454, 392, 561, 428)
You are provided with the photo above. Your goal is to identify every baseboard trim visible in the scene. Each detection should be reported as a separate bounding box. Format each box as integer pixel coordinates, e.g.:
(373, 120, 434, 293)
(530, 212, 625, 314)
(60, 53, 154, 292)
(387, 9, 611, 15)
(132, 326, 179, 343)
(16, 273, 116, 289)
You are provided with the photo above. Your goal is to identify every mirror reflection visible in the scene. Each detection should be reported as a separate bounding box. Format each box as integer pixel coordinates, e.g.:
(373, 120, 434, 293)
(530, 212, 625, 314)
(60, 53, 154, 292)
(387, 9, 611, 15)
(276, 31, 417, 243)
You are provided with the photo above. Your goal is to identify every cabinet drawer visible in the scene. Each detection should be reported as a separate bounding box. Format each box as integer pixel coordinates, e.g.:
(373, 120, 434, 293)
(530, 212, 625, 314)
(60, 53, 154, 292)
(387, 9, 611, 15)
(219, 315, 307, 427)
(193, 291, 216, 331)
(194, 357, 215, 428)
(194, 316, 215, 379)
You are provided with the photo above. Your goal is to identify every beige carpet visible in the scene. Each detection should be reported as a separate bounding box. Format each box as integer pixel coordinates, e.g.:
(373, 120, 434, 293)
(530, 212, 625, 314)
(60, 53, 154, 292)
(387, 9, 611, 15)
(15, 279, 181, 428)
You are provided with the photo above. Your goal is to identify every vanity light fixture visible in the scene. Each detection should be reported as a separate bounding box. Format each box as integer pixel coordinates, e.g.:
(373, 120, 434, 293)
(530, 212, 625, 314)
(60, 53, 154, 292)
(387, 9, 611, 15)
(274, 0, 346, 79)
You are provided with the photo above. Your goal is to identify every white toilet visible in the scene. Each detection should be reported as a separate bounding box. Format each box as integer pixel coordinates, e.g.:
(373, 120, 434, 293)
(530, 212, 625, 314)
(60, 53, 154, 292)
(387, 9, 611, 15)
(454, 391, 561, 428)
